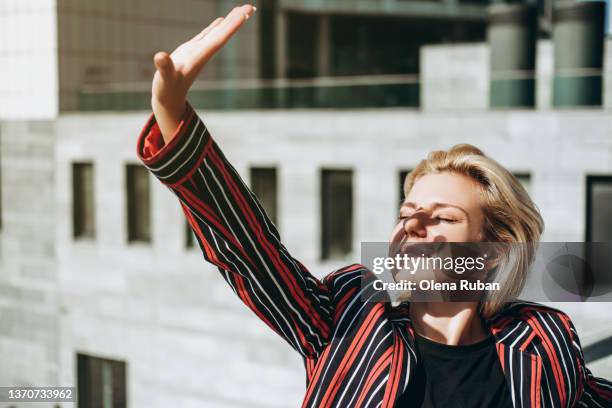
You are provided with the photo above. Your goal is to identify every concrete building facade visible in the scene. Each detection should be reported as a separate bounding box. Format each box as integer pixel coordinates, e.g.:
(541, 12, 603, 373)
(1, 1, 611, 407)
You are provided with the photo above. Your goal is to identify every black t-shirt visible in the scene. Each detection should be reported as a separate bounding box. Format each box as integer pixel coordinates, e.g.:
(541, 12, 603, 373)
(396, 331, 513, 407)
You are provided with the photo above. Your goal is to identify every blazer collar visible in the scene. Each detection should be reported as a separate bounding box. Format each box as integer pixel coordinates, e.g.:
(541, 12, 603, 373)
(384, 300, 543, 408)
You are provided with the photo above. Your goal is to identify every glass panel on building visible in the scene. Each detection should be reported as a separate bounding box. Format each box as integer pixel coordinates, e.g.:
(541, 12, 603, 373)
(250, 167, 278, 226)
(186, 219, 195, 249)
(126, 164, 151, 243)
(514, 172, 532, 194)
(321, 169, 353, 260)
(73, 162, 95, 239)
(586, 176, 612, 241)
(77, 353, 127, 408)
(398, 168, 412, 207)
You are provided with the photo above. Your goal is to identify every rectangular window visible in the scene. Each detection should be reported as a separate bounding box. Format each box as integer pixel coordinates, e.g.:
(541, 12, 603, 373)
(126, 164, 151, 243)
(77, 353, 127, 408)
(250, 167, 278, 226)
(398, 169, 412, 207)
(185, 219, 195, 249)
(321, 169, 353, 260)
(514, 172, 532, 194)
(72, 162, 96, 239)
(586, 176, 612, 241)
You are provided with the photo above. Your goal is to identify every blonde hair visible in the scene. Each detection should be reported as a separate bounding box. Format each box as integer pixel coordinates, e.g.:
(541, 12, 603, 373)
(403, 144, 544, 319)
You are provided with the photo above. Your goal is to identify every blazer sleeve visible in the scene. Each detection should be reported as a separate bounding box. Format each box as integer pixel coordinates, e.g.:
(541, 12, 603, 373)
(136, 102, 333, 358)
(561, 314, 612, 406)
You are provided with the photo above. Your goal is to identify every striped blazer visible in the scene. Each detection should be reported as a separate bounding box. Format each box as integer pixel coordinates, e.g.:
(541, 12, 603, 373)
(137, 102, 612, 408)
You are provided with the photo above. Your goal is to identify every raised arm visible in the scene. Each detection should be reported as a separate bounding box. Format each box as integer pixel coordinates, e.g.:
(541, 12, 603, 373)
(136, 4, 333, 358)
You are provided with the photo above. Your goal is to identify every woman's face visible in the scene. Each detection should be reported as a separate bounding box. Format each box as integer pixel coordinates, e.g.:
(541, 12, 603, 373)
(390, 172, 485, 245)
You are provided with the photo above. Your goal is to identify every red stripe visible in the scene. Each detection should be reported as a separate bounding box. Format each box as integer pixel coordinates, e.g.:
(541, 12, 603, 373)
(167, 131, 214, 187)
(382, 335, 404, 408)
(319, 304, 385, 407)
(535, 355, 542, 408)
(530, 355, 542, 408)
(334, 287, 358, 325)
(496, 343, 506, 372)
(233, 272, 280, 338)
(558, 316, 612, 401)
(186, 202, 315, 355)
(520, 330, 537, 352)
(354, 347, 393, 408)
(527, 313, 567, 406)
(138, 105, 196, 165)
(304, 357, 312, 381)
(302, 346, 333, 406)
(185, 205, 232, 271)
(177, 185, 255, 266)
(208, 149, 331, 340)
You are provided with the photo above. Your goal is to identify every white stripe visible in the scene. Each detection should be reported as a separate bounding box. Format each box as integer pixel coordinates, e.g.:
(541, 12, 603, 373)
(147, 118, 203, 172)
(201, 163, 328, 349)
(155, 123, 206, 180)
(207, 224, 298, 348)
(498, 321, 523, 343)
(338, 327, 391, 407)
(509, 341, 516, 407)
(594, 379, 612, 390)
(509, 326, 531, 408)
(397, 326, 416, 391)
(583, 391, 604, 408)
(186, 166, 320, 353)
(538, 312, 572, 408)
(309, 287, 381, 407)
(545, 313, 577, 406)
(534, 347, 555, 408)
(364, 374, 389, 408)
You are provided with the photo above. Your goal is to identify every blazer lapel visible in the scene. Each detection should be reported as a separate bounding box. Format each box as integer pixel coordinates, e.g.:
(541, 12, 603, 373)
(383, 302, 418, 408)
(489, 310, 543, 408)
(386, 301, 544, 408)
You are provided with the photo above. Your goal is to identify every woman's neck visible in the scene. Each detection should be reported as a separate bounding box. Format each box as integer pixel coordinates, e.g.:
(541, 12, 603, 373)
(408, 301, 488, 346)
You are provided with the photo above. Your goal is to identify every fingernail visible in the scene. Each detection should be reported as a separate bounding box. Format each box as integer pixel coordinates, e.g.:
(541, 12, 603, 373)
(253, 6, 257, 12)
(245, 13, 250, 20)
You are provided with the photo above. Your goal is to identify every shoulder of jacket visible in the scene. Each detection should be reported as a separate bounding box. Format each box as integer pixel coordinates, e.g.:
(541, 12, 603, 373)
(490, 300, 574, 335)
(323, 263, 393, 305)
(322, 263, 371, 287)
(495, 300, 570, 319)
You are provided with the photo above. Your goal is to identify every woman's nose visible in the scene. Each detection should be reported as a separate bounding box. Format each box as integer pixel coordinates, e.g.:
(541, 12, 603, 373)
(403, 213, 428, 239)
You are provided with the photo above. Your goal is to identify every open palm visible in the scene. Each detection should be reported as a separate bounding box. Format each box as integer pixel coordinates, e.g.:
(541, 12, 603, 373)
(151, 4, 255, 140)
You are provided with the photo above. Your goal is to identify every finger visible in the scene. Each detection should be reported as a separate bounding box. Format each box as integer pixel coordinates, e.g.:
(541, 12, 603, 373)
(221, 4, 256, 29)
(207, 4, 254, 42)
(183, 5, 256, 78)
(190, 17, 224, 42)
(153, 51, 176, 80)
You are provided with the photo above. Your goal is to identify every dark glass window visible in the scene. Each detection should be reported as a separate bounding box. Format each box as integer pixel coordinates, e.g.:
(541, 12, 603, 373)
(514, 172, 532, 194)
(586, 176, 612, 241)
(321, 169, 353, 260)
(77, 353, 127, 408)
(186, 219, 195, 249)
(398, 168, 412, 207)
(72, 162, 95, 239)
(250, 167, 278, 226)
(126, 164, 151, 243)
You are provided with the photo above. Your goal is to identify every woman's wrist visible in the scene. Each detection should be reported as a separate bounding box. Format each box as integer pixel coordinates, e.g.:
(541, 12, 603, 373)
(151, 97, 187, 144)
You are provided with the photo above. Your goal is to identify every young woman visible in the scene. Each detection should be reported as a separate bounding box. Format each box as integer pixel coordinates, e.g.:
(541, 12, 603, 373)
(136, 4, 612, 407)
